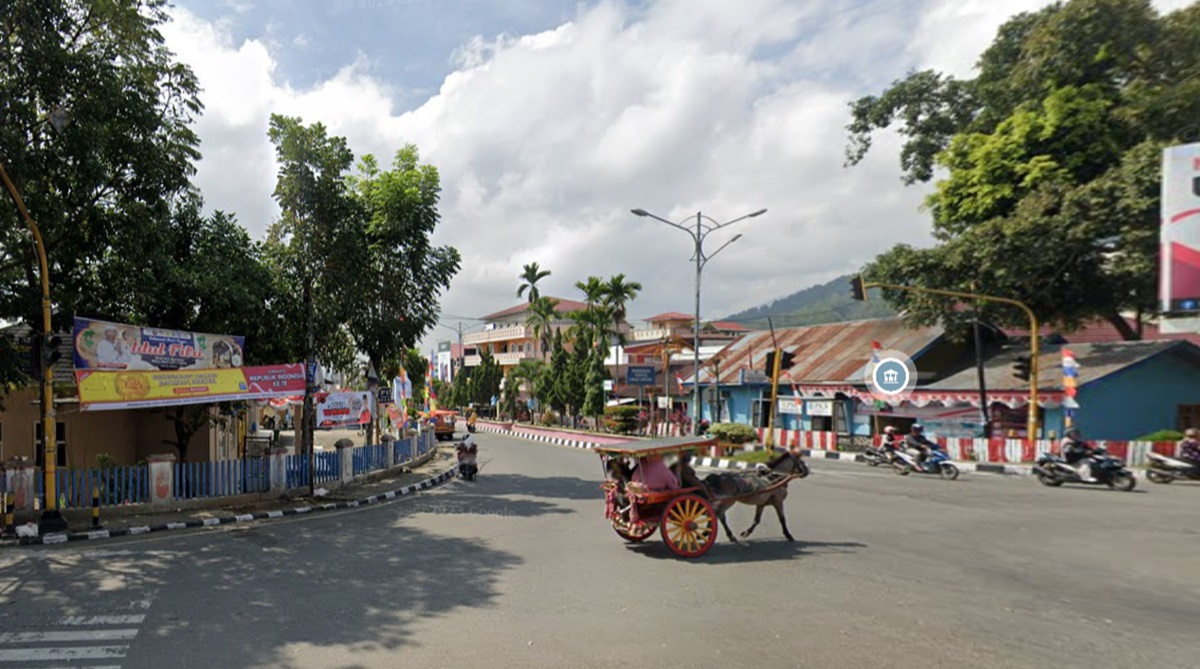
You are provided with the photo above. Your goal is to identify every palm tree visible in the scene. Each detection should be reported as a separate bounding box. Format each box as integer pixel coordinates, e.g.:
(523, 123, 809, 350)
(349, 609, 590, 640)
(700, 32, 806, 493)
(575, 276, 606, 308)
(602, 274, 642, 400)
(517, 262, 551, 303)
(525, 296, 560, 361)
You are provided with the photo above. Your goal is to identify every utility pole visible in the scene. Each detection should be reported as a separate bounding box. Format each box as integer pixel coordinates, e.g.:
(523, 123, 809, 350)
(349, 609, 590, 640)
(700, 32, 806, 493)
(765, 318, 782, 449)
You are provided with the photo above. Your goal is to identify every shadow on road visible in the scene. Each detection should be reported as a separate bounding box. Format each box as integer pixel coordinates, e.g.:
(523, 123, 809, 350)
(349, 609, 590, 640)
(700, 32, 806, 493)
(2, 514, 524, 669)
(625, 538, 866, 564)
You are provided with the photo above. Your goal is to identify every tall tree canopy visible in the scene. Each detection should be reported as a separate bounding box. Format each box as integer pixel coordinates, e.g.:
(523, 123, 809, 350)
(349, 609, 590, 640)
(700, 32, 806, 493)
(0, 0, 202, 384)
(347, 146, 460, 379)
(845, 0, 1200, 338)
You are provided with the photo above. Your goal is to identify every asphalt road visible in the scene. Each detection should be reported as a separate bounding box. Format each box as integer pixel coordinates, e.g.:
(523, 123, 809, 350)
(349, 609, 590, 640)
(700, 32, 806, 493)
(1, 433, 1197, 669)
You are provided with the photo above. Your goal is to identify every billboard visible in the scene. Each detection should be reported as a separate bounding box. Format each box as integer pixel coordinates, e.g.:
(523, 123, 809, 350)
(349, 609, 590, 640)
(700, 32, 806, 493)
(316, 391, 373, 428)
(1160, 142, 1200, 315)
(73, 317, 245, 371)
(76, 364, 305, 411)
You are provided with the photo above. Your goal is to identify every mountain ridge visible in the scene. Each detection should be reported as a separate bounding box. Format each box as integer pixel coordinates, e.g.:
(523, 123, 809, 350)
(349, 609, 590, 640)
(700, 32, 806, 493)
(724, 274, 895, 328)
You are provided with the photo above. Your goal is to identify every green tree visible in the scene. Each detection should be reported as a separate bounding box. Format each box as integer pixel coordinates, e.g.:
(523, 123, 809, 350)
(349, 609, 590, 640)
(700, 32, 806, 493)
(844, 0, 1200, 338)
(575, 276, 605, 307)
(517, 262, 551, 302)
(469, 350, 503, 407)
(97, 191, 288, 461)
(602, 273, 641, 392)
(265, 114, 365, 460)
(0, 0, 202, 387)
(583, 346, 608, 429)
(525, 296, 559, 361)
(542, 329, 569, 414)
(347, 147, 461, 387)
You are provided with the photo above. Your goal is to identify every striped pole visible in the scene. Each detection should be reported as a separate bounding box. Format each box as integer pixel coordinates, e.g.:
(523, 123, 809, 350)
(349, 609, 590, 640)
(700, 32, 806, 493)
(91, 486, 102, 529)
(3, 492, 13, 537)
(1062, 349, 1079, 428)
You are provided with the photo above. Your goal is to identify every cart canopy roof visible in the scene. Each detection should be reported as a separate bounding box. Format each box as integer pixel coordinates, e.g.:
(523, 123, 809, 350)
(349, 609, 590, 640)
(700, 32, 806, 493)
(593, 436, 716, 458)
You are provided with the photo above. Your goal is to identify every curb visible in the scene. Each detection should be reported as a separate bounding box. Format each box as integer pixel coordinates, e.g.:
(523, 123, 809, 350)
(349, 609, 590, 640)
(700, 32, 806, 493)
(476, 423, 605, 450)
(4, 466, 459, 548)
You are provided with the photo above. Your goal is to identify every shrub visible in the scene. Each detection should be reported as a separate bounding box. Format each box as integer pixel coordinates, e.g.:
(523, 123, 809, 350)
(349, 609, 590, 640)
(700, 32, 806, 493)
(539, 410, 560, 427)
(604, 405, 640, 434)
(710, 422, 756, 445)
(1135, 429, 1182, 442)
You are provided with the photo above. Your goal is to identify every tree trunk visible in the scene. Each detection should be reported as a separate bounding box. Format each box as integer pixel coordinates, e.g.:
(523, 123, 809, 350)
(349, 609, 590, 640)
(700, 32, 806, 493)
(1103, 312, 1140, 341)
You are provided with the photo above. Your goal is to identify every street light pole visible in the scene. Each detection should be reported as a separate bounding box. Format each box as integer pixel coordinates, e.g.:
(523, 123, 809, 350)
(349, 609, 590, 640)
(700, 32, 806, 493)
(632, 207, 767, 435)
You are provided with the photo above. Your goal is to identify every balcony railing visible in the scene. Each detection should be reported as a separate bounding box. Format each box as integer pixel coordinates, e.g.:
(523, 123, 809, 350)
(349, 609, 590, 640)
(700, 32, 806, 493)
(464, 324, 528, 345)
(627, 328, 672, 342)
(463, 351, 532, 367)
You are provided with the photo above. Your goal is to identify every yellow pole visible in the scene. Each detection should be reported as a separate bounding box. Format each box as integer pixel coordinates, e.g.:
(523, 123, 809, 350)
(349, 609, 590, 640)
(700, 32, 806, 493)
(862, 280, 1040, 446)
(765, 347, 782, 449)
(0, 163, 61, 527)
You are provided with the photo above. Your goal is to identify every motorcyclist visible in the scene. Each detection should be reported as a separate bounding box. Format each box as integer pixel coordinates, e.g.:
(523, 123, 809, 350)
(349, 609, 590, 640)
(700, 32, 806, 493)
(1179, 428, 1200, 468)
(904, 424, 938, 467)
(1060, 428, 1096, 482)
(880, 426, 901, 461)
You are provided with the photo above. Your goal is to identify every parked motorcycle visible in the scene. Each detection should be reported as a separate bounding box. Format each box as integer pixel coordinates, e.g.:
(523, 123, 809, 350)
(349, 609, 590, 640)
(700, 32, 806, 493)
(1145, 452, 1200, 484)
(1032, 449, 1135, 491)
(892, 448, 959, 480)
(863, 445, 897, 467)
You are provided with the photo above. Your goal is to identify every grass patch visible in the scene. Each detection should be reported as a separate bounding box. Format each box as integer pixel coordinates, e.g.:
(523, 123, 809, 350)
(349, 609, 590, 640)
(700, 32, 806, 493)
(727, 449, 773, 464)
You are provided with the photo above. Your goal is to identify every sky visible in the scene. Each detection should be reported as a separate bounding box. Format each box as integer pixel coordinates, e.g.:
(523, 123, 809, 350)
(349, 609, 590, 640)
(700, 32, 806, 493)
(162, 0, 1192, 353)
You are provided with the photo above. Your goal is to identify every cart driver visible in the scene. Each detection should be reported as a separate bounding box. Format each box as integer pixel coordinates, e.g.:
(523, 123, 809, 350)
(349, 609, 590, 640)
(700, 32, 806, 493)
(631, 453, 680, 491)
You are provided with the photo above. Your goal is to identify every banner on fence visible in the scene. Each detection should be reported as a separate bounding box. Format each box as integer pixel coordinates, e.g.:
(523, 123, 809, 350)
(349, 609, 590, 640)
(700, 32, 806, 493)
(73, 317, 246, 371)
(76, 364, 305, 411)
(316, 391, 373, 428)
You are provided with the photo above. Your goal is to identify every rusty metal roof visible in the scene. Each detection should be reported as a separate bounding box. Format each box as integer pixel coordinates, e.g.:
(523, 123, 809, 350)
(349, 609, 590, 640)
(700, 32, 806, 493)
(699, 317, 944, 385)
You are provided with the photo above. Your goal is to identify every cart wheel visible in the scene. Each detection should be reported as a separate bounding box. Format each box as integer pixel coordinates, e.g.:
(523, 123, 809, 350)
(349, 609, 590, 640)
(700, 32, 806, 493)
(614, 523, 657, 543)
(660, 494, 717, 558)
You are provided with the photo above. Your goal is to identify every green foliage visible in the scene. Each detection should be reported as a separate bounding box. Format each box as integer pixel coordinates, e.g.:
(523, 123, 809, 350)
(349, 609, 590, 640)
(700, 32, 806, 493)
(583, 349, 608, 423)
(603, 405, 640, 434)
(0, 0, 203, 387)
(729, 450, 775, 463)
(1136, 429, 1183, 442)
(347, 146, 461, 379)
(517, 262, 551, 302)
(844, 0, 1200, 337)
(711, 422, 757, 444)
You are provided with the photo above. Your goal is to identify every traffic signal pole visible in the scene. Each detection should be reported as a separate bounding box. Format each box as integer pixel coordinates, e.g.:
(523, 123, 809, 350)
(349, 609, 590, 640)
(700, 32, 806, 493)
(852, 278, 1040, 447)
(0, 162, 66, 532)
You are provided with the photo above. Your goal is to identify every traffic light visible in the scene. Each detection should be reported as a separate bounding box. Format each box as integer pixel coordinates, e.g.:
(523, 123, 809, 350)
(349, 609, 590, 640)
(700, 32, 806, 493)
(779, 350, 795, 370)
(850, 274, 867, 301)
(43, 335, 63, 369)
(763, 350, 776, 375)
(28, 335, 42, 379)
(1012, 355, 1031, 382)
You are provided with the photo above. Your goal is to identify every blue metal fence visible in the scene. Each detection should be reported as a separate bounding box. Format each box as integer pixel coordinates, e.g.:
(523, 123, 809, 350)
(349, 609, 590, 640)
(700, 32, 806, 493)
(25, 432, 438, 508)
(174, 457, 269, 500)
(35, 466, 150, 508)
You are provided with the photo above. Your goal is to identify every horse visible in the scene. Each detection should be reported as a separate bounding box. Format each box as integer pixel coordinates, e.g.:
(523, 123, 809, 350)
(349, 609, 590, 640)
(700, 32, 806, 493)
(702, 451, 808, 543)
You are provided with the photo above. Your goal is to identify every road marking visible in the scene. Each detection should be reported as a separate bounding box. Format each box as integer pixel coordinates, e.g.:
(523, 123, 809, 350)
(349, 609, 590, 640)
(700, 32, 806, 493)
(57, 615, 145, 626)
(0, 629, 138, 643)
(0, 645, 129, 661)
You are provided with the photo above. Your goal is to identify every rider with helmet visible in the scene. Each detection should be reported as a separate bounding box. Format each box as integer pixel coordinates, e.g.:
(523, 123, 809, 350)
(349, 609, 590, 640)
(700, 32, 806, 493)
(904, 424, 938, 466)
(1060, 428, 1096, 482)
(881, 426, 902, 460)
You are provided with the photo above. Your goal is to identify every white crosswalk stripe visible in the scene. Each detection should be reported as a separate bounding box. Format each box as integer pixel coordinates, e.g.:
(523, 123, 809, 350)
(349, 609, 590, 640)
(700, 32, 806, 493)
(0, 603, 150, 667)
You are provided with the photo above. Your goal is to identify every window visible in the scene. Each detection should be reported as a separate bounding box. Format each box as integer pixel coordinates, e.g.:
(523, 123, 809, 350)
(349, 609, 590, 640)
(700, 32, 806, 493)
(751, 399, 773, 428)
(1178, 405, 1200, 431)
(35, 421, 68, 468)
(810, 416, 833, 432)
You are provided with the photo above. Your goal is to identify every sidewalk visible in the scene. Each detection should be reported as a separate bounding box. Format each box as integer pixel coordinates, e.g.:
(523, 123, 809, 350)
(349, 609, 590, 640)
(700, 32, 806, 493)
(3, 448, 458, 548)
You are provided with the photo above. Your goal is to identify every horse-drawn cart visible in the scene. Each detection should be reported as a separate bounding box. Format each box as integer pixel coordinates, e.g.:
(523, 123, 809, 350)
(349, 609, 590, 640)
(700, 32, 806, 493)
(597, 437, 809, 558)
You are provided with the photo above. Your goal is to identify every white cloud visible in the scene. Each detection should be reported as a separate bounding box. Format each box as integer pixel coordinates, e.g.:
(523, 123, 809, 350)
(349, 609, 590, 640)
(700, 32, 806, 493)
(162, 0, 1158, 354)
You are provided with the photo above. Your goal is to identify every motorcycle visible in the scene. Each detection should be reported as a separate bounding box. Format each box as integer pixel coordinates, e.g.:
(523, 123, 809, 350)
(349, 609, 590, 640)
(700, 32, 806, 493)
(456, 439, 479, 481)
(1032, 449, 1136, 491)
(1145, 452, 1200, 484)
(863, 445, 898, 467)
(892, 448, 959, 480)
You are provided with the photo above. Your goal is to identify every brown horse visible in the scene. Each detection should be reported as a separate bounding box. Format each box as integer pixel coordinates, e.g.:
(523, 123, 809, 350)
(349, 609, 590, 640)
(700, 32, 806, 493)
(702, 451, 809, 543)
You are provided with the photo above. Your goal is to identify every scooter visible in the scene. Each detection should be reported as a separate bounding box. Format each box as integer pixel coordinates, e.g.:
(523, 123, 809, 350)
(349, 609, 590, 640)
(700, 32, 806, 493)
(863, 445, 898, 467)
(456, 439, 479, 481)
(892, 448, 959, 480)
(1145, 452, 1200, 484)
(1032, 449, 1136, 491)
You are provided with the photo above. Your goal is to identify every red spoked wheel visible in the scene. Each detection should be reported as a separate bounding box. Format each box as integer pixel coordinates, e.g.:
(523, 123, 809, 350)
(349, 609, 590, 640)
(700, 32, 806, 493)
(660, 494, 717, 558)
(614, 521, 657, 543)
